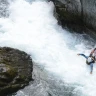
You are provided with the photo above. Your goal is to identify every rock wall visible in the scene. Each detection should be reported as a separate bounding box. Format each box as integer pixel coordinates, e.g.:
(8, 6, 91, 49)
(82, 0, 96, 30)
(53, 0, 82, 23)
(51, 0, 96, 34)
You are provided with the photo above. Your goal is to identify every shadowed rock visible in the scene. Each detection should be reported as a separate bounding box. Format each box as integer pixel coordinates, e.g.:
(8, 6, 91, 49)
(51, 0, 96, 37)
(0, 47, 33, 95)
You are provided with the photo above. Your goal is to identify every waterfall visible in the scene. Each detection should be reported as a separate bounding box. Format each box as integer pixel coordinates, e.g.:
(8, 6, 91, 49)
(0, 0, 96, 96)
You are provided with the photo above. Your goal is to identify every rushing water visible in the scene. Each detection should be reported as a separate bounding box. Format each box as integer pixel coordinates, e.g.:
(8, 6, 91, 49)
(0, 0, 96, 96)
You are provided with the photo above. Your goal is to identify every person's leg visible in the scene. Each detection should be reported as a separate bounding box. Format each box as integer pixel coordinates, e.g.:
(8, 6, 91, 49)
(78, 54, 88, 59)
(90, 63, 93, 74)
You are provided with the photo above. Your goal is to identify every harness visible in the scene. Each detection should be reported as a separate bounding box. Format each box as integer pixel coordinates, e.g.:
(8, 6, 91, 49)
(86, 56, 95, 65)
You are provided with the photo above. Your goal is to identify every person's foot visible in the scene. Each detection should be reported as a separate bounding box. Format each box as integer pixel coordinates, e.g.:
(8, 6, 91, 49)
(90, 71, 92, 74)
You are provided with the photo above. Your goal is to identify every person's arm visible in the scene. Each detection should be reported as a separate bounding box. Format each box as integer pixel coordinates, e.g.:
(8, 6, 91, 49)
(90, 50, 94, 56)
(90, 48, 96, 56)
(77, 54, 88, 59)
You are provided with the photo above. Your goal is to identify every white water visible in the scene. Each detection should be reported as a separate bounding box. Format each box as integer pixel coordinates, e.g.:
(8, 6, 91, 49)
(0, 0, 96, 96)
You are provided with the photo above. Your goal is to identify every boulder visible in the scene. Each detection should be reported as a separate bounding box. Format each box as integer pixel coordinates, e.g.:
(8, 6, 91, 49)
(0, 47, 33, 95)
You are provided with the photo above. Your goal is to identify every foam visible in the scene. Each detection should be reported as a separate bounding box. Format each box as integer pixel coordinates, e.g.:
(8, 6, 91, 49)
(0, 0, 95, 96)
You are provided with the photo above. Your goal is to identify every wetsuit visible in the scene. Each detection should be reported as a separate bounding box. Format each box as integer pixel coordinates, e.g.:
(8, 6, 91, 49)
(79, 54, 95, 73)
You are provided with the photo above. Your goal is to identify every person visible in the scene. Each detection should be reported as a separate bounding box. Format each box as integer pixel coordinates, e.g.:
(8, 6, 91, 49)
(77, 48, 96, 74)
(90, 48, 96, 58)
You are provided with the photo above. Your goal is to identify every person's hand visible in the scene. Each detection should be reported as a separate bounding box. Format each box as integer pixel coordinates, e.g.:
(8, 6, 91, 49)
(77, 54, 80, 56)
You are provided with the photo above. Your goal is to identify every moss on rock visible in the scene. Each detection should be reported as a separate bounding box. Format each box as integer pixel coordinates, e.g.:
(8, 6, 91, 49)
(0, 47, 33, 95)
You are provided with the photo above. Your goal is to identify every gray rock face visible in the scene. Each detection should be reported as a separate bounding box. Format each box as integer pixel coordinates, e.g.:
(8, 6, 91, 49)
(52, 0, 82, 24)
(51, 0, 96, 32)
(82, 0, 96, 30)
(0, 47, 33, 95)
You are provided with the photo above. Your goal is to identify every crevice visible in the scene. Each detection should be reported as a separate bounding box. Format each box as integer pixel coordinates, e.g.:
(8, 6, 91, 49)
(80, 0, 84, 24)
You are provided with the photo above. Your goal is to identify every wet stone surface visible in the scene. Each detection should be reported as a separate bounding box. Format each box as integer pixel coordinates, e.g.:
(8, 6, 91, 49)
(0, 47, 33, 96)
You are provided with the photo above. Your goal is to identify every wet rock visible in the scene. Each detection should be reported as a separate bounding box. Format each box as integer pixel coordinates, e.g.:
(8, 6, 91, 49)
(0, 47, 33, 95)
(51, 0, 96, 35)
(51, 0, 83, 32)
